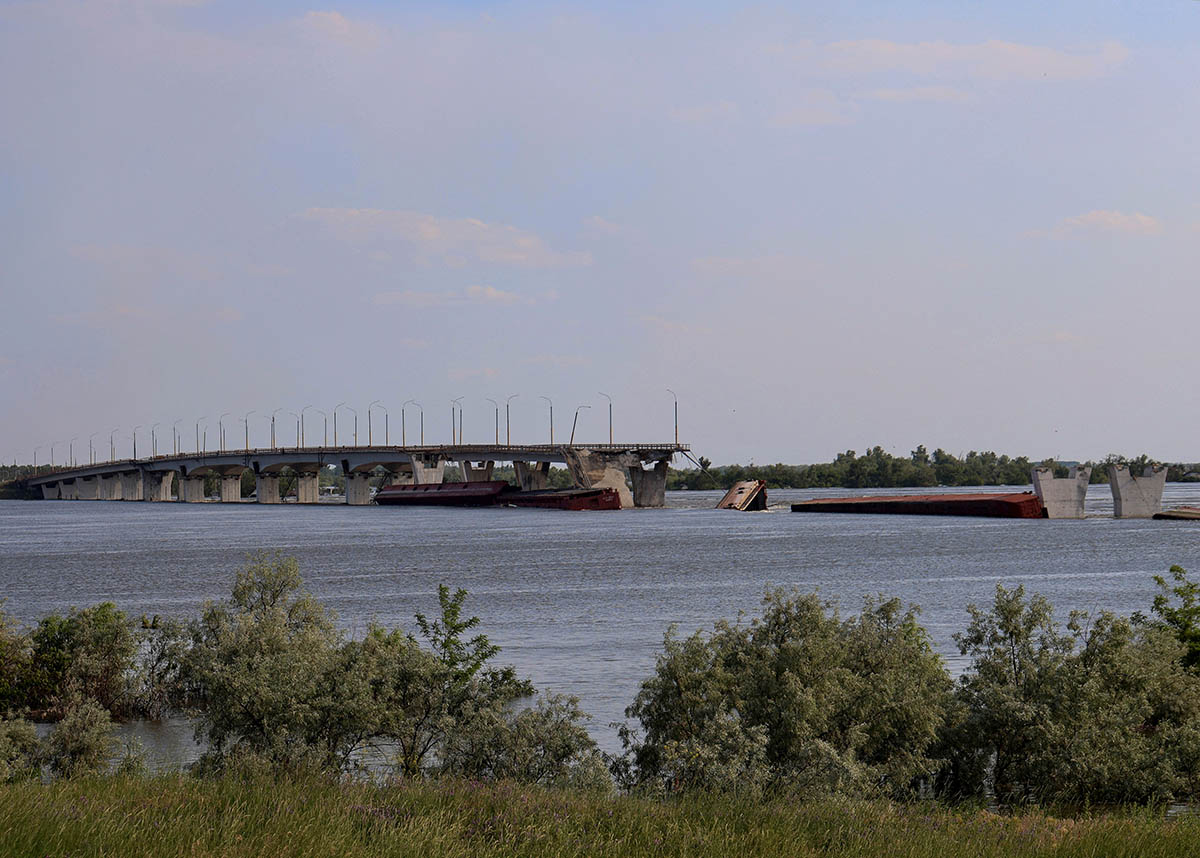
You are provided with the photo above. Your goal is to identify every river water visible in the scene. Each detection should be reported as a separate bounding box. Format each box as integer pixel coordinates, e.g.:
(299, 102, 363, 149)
(4, 485, 1200, 763)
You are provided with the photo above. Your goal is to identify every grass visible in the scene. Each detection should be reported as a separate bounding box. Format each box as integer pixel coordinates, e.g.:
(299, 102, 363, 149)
(1, 776, 1198, 858)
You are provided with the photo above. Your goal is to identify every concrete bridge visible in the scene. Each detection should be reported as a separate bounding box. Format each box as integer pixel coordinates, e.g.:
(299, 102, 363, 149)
(22, 443, 689, 508)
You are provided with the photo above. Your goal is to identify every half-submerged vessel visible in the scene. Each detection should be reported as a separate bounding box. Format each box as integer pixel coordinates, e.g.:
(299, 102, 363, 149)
(791, 492, 1045, 519)
(373, 481, 621, 510)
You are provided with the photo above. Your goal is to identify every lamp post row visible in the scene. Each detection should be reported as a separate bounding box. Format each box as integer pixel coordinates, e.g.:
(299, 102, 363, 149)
(27, 392, 680, 466)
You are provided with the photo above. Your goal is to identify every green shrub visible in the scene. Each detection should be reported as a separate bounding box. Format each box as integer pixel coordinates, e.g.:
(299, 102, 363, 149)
(620, 590, 951, 799)
(0, 715, 40, 782)
(24, 602, 138, 717)
(44, 696, 117, 778)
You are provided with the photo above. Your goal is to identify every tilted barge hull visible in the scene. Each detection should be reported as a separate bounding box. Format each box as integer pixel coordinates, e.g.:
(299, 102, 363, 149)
(791, 492, 1045, 519)
(502, 488, 622, 511)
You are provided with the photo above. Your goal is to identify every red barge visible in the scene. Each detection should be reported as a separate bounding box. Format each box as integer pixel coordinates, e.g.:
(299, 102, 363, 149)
(791, 492, 1045, 519)
(374, 481, 621, 511)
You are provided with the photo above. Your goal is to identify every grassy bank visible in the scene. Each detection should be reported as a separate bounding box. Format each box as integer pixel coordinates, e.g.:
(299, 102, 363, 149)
(1, 776, 1197, 858)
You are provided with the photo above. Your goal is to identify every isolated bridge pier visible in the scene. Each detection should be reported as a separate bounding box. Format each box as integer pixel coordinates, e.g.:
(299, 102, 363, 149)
(411, 455, 446, 485)
(77, 476, 99, 501)
(179, 475, 206, 502)
(460, 461, 495, 482)
(143, 471, 173, 502)
(630, 459, 670, 508)
(1031, 466, 1090, 519)
(1108, 464, 1167, 518)
(296, 472, 320, 504)
(514, 461, 550, 491)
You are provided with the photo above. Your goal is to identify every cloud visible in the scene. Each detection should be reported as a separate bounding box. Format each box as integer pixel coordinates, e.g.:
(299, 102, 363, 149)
(582, 215, 621, 235)
(301, 208, 593, 268)
(297, 11, 380, 51)
(768, 89, 858, 127)
(372, 286, 533, 308)
(817, 39, 1128, 81)
(1052, 210, 1163, 236)
(669, 100, 738, 123)
(860, 85, 971, 103)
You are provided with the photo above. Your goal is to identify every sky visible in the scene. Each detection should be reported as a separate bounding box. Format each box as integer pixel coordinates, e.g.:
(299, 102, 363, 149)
(2, 0, 1198, 466)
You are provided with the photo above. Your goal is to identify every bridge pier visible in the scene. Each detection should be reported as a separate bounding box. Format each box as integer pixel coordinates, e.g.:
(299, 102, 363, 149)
(142, 471, 173, 501)
(563, 449, 635, 508)
(1031, 466, 1090, 519)
(630, 460, 670, 508)
(256, 474, 281, 504)
(119, 472, 144, 502)
(179, 475, 206, 502)
(58, 480, 79, 500)
(219, 475, 242, 503)
(41, 483, 59, 500)
(514, 461, 550, 491)
(383, 467, 414, 487)
(1108, 464, 1167, 518)
(77, 476, 99, 500)
(345, 473, 372, 505)
(296, 472, 320, 504)
(411, 455, 446, 485)
(460, 461, 495, 482)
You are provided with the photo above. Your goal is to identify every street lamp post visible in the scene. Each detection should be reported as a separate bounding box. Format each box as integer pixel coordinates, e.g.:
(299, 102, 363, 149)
(173, 419, 182, 455)
(539, 396, 554, 444)
(368, 400, 382, 446)
(132, 426, 141, 459)
(506, 394, 518, 446)
(195, 417, 206, 454)
(151, 423, 160, 457)
(315, 409, 328, 446)
(301, 405, 315, 447)
(569, 405, 590, 446)
(451, 398, 463, 444)
(271, 408, 285, 448)
(486, 399, 499, 445)
(219, 413, 231, 452)
(89, 432, 100, 465)
(286, 411, 300, 448)
(50, 441, 57, 467)
(599, 393, 613, 444)
(666, 389, 678, 445)
(69, 437, 78, 466)
(109, 428, 119, 462)
(243, 411, 256, 450)
(33, 446, 40, 469)
(402, 400, 417, 447)
(334, 402, 346, 446)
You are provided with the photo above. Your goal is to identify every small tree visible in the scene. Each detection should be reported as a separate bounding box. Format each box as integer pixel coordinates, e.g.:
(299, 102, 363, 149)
(0, 715, 40, 783)
(1146, 565, 1200, 670)
(44, 696, 117, 778)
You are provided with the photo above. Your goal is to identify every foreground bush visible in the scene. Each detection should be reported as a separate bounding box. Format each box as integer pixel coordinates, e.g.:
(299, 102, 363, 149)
(2, 774, 1199, 858)
(618, 590, 952, 799)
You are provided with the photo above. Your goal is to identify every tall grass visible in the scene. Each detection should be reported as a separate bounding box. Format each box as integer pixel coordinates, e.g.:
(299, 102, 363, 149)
(1, 775, 1197, 858)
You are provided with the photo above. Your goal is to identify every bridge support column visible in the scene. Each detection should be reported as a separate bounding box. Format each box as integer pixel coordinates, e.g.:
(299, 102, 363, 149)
(98, 474, 122, 500)
(563, 449, 635, 508)
(77, 477, 99, 500)
(1031, 466, 1090, 519)
(41, 483, 60, 500)
(296, 472, 320, 504)
(143, 472, 173, 502)
(219, 475, 242, 503)
(630, 460, 670, 508)
(345, 473, 372, 505)
(1108, 464, 1167, 518)
(179, 475, 206, 502)
(460, 461, 495, 482)
(59, 480, 80, 500)
(255, 474, 281, 504)
(411, 456, 446, 485)
(120, 472, 144, 501)
(514, 461, 550, 491)
(384, 467, 414, 487)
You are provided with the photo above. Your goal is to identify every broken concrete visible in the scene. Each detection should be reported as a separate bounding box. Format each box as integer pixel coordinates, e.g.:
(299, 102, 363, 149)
(1108, 464, 1167, 518)
(1031, 466, 1091, 519)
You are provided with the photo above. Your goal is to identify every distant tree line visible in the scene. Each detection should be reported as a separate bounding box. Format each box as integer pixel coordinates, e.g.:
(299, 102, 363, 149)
(668, 447, 1200, 491)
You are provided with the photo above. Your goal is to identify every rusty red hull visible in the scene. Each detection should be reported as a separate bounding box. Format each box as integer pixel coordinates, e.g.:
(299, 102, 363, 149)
(502, 488, 622, 511)
(791, 492, 1045, 519)
(375, 481, 510, 506)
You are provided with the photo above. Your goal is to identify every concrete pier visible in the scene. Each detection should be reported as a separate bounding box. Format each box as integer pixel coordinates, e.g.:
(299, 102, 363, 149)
(59, 480, 79, 500)
(179, 475, 206, 502)
(460, 461, 495, 482)
(144, 472, 173, 502)
(565, 449, 635, 508)
(77, 476, 99, 500)
(345, 473, 372, 505)
(630, 460, 670, 508)
(1108, 464, 1167, 518)
(119, 472, 144, 502)
(98, 474, 122, 501)
(220, 475, 242, 503)
(411, 456, 446, 485)
(41, 483, 59, 500)
(514, 461, 549, 491)
(296, 472, 320, 504)
(256, 474, 281, 504)
(1031, 466, 1090, 519)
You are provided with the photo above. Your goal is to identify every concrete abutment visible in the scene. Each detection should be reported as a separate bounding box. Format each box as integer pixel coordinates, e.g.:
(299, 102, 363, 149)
(1031, 466, 1090, 519)
(1108, 464, 1167, 518)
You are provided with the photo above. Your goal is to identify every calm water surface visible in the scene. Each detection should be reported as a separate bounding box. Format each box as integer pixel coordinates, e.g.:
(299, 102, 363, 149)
(4, 485, 1200, 760)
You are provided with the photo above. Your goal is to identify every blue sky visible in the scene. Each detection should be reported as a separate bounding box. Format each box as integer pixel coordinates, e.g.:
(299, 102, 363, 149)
(2, 0, 1197, 465)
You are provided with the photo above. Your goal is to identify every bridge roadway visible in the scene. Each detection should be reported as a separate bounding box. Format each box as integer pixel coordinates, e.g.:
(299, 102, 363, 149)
(22, 442, 690, 508)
